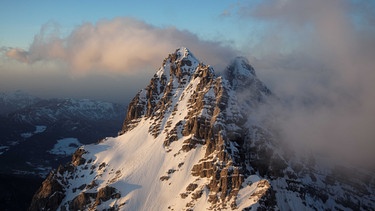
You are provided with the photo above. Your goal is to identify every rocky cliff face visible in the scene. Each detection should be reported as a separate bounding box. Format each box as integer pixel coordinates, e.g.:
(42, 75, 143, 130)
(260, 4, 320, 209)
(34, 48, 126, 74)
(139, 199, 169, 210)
(29, 47, 375, 211)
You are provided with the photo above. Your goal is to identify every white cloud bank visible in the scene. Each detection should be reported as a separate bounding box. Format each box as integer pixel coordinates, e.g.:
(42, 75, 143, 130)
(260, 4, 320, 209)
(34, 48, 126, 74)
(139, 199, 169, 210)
(5, 18, 237, 76)
(236, 0, 375, 168)
(1, 17, 237, 102)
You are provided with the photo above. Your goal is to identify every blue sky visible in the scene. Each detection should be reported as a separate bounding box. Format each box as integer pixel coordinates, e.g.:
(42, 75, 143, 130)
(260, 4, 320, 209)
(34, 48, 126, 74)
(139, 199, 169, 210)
(0, 1, 245, 48)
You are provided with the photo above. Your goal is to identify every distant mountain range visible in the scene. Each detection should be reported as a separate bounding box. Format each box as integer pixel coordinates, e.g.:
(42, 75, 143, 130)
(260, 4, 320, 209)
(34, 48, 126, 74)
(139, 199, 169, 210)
(30, 48, 375, 210)
(0, 91, 125, 210)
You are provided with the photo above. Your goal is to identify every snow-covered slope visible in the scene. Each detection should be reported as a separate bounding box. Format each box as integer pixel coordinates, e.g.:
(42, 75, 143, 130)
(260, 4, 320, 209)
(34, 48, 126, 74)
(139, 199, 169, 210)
(30, 48, 375, 211)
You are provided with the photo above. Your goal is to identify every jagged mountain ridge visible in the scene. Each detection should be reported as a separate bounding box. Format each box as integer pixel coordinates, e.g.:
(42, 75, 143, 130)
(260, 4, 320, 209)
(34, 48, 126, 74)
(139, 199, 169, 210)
(30, 47, 375, 211)
(0, 91, 124, 124)
(8, 97, 123, 123)
(0, 90, 41, 115)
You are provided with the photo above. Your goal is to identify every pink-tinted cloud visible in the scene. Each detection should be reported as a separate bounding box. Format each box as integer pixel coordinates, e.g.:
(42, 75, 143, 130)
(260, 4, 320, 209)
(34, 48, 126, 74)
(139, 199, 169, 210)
(5, 48, 29, 63)
(6, 17, 237, 76)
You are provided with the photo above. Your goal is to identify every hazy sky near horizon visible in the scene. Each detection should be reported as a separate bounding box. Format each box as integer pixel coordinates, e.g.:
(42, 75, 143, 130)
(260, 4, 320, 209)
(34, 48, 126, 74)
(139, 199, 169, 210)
(0, 0, 246, 102)
(1, 0, 375, 166)
(0, 0, 373, 102)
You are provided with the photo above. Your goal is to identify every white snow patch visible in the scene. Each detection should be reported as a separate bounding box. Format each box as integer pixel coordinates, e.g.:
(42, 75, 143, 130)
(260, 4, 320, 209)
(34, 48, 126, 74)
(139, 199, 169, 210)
(20, 125, 47, 138)
(20, 132, 33, 138)
(236, 175, 267, 210)
(48, 138, 82, 155)
(0, 146, 10, 155)
(35, 125, 47, 133)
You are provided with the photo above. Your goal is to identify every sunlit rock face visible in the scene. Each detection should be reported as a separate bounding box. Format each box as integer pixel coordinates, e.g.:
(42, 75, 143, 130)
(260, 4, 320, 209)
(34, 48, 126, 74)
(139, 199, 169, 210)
(30, 47, 375, 211)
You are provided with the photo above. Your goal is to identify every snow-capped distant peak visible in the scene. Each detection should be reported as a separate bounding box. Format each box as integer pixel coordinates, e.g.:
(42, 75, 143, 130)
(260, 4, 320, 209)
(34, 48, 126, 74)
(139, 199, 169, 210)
(0, 90, 41, 115)
(0, 90, 38, 101)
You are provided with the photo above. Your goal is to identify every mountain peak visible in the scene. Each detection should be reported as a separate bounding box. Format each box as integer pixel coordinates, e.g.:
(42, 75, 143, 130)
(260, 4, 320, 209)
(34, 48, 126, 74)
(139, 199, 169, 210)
(225, 56, 256, 82)
(173, 47, 199, 69)
(175, 47, 193, 59)
(29, 48, 375, 211)
(223, 56, 272, 107)
(155, 47, 200, 80)
(122, 47, 213, 134)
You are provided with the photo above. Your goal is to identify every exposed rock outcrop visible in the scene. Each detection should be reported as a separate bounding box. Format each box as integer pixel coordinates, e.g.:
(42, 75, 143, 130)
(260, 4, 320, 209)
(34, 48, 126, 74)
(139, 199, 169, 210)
(28, 170, 65, 211)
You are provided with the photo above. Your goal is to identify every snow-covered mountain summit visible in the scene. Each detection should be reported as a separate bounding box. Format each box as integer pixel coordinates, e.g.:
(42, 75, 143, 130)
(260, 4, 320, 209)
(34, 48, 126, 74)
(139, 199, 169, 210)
(30, 47, 375, 211)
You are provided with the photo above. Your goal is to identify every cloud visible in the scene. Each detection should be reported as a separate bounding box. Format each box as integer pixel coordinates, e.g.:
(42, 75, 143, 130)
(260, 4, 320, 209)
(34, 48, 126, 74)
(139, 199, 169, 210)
(5, 17, 238, 76)
(1, 17, 239, 104)
(5, 48, 30, 63)
(235, 0, 375, 168)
